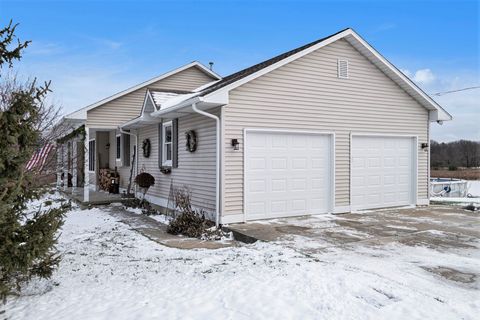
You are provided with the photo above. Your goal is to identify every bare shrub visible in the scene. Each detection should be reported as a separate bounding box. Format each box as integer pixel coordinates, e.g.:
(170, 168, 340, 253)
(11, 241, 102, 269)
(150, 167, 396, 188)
(167, 186, 212, 238)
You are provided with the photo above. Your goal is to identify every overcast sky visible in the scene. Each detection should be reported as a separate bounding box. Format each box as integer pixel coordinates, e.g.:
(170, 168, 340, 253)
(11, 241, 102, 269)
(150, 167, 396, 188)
(1, 0, 478, 142)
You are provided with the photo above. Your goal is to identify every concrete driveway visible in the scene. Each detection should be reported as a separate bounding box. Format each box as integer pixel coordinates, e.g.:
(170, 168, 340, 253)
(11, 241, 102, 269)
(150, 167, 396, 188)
(227, 205, 480, 284)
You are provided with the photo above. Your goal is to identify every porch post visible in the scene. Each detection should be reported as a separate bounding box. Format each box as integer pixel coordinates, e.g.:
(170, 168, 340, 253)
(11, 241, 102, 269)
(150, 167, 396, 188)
(56, 143, 62, 188)
(63, 143, 68, 192)
(84, 127, 90, 202)
(72, 138, 78, 190)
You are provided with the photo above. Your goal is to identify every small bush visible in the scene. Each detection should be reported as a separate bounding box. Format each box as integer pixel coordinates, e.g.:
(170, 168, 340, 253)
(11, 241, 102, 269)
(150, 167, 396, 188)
(123, 198, 158, 216)
(123, 197, 143, 209)
(448, 165, 458, 171)
(44, 200, 52, 206)
(167, 211, 212, 238)
(166, 186, 213, 238)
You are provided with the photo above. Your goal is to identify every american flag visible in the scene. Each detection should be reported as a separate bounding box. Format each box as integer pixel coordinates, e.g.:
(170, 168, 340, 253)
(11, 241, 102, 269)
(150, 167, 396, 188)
(26, 143, 55, 171)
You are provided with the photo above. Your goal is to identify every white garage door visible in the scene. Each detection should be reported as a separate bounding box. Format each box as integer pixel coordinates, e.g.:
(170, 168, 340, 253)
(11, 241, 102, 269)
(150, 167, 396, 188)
(351, 135, 416, 210)
(245, 131, 333, 220)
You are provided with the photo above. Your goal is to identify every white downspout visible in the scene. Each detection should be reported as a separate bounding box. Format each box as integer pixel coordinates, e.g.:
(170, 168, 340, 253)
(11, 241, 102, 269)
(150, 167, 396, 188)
(192, 102, 221, 228)
(118, 127, 139, 195)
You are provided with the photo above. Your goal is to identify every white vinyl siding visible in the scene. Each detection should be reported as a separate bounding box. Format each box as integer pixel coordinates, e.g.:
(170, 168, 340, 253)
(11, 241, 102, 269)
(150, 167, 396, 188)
(136, 109, 218, 212)
(223, 39, 429, 216)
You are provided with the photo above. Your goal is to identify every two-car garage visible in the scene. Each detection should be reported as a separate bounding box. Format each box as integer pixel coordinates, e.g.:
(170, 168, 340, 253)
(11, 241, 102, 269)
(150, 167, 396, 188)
(244, 130, 417, 221)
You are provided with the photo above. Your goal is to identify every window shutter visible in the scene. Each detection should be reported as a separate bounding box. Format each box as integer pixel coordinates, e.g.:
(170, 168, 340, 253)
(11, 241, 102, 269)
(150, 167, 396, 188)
(172, 118, 178, 168)
(158, 121, 163, 168)
(123, 134, 131, 167)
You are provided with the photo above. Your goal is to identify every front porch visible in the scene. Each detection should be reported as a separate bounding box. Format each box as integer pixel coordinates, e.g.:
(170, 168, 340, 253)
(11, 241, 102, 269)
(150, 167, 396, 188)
(61, 187, 126, 206)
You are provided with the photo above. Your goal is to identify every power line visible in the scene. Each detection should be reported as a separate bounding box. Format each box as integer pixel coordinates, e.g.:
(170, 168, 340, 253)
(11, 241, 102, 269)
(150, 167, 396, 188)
(432, 86, 480, 96)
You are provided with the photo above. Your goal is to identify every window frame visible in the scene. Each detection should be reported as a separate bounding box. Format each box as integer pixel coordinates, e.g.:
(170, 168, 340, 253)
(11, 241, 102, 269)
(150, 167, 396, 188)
(162, 121, 173, 167)
(88, 139, 96, 172)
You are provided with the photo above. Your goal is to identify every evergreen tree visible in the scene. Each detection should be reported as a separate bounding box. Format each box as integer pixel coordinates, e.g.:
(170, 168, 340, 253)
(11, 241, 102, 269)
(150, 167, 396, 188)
(0, 20, 69, 301)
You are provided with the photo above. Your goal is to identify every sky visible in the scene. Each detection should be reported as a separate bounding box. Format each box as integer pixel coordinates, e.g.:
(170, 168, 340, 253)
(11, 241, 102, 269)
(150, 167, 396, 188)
(1, 0, 478, 142)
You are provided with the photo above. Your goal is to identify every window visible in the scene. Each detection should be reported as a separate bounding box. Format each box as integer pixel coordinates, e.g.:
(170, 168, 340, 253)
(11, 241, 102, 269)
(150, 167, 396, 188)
(116, 134, 121, 160)
(88, 140, 95, 172)
(162, 121, 172, 166)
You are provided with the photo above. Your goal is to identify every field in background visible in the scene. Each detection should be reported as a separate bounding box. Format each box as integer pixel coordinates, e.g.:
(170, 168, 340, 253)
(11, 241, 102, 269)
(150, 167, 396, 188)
(431, 168, 480, 180)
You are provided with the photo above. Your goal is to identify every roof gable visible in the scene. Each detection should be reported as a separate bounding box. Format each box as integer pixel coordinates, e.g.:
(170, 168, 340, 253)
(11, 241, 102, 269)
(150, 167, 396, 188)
(64, 61, 221, 120)
(199, 28, 451, 121)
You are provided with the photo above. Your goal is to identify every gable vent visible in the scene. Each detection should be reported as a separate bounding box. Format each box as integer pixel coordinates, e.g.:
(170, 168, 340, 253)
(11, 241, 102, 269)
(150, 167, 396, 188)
(337, 59, 349, 78)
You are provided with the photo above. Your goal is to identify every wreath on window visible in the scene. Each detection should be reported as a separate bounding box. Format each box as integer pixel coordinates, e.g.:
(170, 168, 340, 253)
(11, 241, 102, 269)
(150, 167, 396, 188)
(185, 130, 197, 152)
(142, 139, 151, 158)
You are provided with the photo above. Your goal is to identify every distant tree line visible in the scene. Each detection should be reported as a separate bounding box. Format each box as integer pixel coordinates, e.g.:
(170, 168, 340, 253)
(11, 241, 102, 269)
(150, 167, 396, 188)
(431, 140, 480, 168)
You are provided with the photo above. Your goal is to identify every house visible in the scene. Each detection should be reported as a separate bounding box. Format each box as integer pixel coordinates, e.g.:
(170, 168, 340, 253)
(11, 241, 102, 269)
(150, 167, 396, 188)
(57, 28, 451, 225)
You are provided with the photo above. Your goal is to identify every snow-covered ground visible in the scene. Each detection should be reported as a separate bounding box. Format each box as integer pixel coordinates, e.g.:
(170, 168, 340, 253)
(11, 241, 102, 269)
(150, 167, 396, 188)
(5, 193, 480, 320)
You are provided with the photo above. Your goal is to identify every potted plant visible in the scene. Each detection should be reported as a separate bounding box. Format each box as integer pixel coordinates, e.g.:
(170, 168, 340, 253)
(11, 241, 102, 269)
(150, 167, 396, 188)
(134, 172, 155, 198)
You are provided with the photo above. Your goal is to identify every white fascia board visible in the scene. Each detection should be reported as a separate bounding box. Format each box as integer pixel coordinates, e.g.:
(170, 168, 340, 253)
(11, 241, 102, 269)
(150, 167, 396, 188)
(202, 28, 451, 121)
(429, 110, 451, 122)
(64, 61, 221, 119)
(203, 90, 229, 105)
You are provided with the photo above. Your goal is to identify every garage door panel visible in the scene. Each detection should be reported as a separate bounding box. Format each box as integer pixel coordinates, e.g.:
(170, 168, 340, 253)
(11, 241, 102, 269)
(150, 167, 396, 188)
(292, 157, 307, 169)
(271, 158, 287, 169)
(271, 201, 287, 214)
(352, 136, 414, 210)
(249, 158, 266, 170)
(271, 135, 287, 148)
(245, 131, 332, 220)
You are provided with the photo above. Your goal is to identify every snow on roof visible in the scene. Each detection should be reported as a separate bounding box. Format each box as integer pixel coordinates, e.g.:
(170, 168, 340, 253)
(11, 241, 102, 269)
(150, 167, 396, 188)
(147, 79, 216, 113)
(150, 91, 182, 107)
(156, 92, 198, 111)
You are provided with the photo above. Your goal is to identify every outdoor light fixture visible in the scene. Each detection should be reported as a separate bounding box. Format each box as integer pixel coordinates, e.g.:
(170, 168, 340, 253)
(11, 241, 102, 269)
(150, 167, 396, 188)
(106, 142, 110, 150)
(421, 143, 429, 149)
(231, 139, 239, 151)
